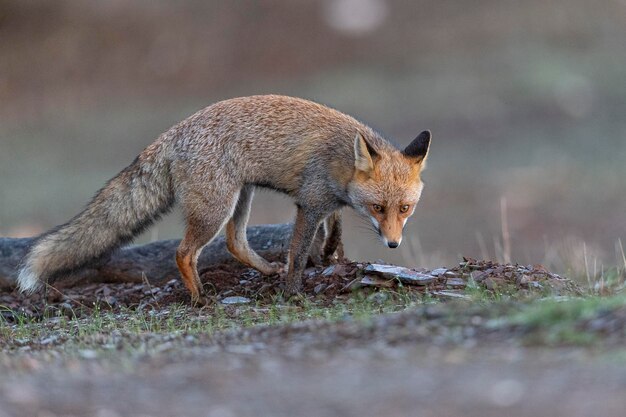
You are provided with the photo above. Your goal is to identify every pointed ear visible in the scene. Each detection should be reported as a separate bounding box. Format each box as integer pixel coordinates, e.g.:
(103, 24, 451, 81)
(403, 130, 431, 164)
(354, 132, 378, 173)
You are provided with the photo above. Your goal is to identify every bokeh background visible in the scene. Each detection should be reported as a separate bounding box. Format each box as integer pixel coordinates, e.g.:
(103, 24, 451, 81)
(1, 0, 625, 279)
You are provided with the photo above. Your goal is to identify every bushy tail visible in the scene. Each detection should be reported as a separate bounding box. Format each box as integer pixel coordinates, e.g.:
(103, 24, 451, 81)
(17, 144, 175, 293)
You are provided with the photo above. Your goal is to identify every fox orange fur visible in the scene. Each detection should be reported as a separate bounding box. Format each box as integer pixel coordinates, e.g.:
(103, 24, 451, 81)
(18, 95, 431, 304)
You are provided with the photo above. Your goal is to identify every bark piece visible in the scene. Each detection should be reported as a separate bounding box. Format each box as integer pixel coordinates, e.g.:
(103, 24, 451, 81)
(364, 264, 435, 285)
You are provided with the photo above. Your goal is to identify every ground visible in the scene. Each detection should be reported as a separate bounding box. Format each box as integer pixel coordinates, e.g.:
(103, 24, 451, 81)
(2, 259, 626, 417)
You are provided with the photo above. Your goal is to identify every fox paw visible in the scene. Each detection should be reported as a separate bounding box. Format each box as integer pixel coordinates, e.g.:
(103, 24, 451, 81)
(284, 281, 303, 296)
(268, 261, 286, 275)
(190, 294, 211, 307)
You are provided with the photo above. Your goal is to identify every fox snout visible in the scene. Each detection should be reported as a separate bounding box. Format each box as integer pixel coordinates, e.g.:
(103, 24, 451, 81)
(377, 223, 403, 249)
(369, 209, 406, 249)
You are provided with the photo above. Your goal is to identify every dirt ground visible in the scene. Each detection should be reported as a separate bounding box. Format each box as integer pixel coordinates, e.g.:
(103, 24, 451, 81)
(2, 345, 626, 417)
(2, 260, 625, 417)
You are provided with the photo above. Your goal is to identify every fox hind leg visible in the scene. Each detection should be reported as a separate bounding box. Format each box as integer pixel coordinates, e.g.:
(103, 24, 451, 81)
(176, 188, 240, 305)
(322, 210, 344, 262)
(176, 247, 204, 305)
(309, 210, 344, 266)
(307, 224, 326, 266)
(225, 185, 282, 275)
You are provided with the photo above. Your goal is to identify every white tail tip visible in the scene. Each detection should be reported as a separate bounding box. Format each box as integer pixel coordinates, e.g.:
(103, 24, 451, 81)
(17, 265, 41, 294)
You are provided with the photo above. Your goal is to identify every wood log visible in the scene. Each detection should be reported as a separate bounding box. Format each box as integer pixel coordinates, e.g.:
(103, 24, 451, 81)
(0, 223, 292, 291)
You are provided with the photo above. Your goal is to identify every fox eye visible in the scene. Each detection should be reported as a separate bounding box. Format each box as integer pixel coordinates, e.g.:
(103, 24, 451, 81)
(372, 204, 384, 213)
(400, 204, 410, 213)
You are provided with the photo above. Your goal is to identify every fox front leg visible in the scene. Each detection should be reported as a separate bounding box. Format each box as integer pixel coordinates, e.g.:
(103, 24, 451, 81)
(285, 206, 325, 295)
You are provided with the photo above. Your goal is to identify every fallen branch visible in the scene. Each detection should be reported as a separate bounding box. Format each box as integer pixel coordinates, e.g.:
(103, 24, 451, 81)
(0, 223, 292, 291)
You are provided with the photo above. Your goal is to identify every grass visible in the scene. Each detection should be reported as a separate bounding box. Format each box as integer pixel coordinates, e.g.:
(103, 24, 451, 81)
(496, 295, 626, 346)
(0, 288, 425, 354)
(462, 275, 518, 303)
(3, 266, 626, 357)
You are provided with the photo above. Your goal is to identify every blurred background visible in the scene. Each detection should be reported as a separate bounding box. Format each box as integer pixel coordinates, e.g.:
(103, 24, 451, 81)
(1, 0, 625, 280)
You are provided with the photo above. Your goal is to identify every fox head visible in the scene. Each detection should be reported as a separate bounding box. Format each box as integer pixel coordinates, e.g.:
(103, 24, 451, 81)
(347, 130, 431, 248)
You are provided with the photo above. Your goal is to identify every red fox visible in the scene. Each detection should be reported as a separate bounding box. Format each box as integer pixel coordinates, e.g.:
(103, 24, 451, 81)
(18, 95, 431, 303)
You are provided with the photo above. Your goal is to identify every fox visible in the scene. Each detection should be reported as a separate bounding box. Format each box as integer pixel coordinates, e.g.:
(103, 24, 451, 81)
(17, 95, 431, 304)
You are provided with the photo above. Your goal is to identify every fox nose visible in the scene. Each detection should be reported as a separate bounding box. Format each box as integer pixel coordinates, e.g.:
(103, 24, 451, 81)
(387, 241, 399, 248)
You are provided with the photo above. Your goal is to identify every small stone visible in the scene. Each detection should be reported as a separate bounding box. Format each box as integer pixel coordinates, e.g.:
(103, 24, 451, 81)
(364, 264, 435, 285)
(314, 283, 327, 294)
(360, 275, 395, 288)
(397, 272, 435, 285)
(365, 264, 407, 276)
(221, 296, 251, 305)
(322, 265, 336, 276)
(431, 291, 471, 300)
(79, 349, 99, 359)
(445, 278, 466, 288)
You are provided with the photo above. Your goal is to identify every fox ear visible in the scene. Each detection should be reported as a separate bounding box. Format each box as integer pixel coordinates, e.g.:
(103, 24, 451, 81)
(354, 132, 378, 173)
(403, 130, 431, 164)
